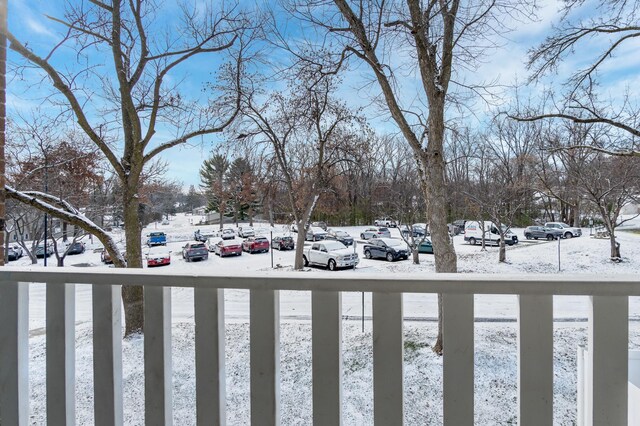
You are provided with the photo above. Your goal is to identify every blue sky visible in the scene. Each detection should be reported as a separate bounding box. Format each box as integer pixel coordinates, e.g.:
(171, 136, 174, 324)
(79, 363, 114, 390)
(8, 0, 639, 189)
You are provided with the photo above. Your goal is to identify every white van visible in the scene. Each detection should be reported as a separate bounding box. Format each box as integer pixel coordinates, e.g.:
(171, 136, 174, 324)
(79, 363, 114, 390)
(464, 221, 518, 246)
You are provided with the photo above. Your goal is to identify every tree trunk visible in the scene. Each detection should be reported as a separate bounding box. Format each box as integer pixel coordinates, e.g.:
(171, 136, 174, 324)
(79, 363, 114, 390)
(294, 222, 307, 270)
(499, 239, 506, 263)
(610, 232, 621, 259)
(62, 221, 68, 242)
(122, 182, 144, 336)
(422, 98, 456, 356)
(412, 248, 420, 264)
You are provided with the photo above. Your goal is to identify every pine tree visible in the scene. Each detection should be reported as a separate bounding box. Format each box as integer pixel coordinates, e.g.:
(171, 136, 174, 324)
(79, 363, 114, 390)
(200, 154, 230, 229)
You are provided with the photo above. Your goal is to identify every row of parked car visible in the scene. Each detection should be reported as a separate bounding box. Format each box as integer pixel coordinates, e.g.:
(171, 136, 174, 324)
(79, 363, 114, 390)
(7, 241, 86, 262)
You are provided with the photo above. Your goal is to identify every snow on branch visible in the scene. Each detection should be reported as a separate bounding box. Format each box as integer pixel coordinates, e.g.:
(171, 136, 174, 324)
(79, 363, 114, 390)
(6, 185, 127, 267)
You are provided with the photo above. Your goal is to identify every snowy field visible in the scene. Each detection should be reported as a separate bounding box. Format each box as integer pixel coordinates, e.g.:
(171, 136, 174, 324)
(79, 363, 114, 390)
(14, 213, 640, 425)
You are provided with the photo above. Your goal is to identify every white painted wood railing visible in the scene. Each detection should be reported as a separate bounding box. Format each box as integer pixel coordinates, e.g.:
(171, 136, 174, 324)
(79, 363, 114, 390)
(0, 268, 636, 425)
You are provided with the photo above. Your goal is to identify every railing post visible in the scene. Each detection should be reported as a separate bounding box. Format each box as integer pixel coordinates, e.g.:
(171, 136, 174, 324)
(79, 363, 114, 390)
(195, 287, 226, 426)
(250, 288, 280, 426)
(312, 290, 342, 426)
(518, 295, 553, 426)
(588, 295, 628, 426)
(372, 292, 403, 425)
(46, 280, 76, 425)
(145, 286, 173, 426)
(443, 293, 474, 426)
(0, 280, 29, 426)
(93, 284, 123, 426)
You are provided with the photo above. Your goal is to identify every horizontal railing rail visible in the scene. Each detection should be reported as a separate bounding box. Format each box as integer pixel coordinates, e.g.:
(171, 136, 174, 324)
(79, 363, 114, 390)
(1, 267, 638, 426)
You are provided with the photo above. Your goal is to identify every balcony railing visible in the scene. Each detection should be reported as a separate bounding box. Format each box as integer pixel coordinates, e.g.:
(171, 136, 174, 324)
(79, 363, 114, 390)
(0, 268, 637, 425)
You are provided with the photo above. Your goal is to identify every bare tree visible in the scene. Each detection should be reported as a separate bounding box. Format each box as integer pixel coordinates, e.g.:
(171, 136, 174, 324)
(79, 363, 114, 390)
(511, 1, 640, 156)
(566, 151, 640, 260)
(237, 72, 367, 269)
(8, 1, 254, 335)
(284, 0, 537, 353)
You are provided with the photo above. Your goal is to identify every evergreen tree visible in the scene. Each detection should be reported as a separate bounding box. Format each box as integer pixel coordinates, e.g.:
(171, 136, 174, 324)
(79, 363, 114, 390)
(200, 154, 230, 229)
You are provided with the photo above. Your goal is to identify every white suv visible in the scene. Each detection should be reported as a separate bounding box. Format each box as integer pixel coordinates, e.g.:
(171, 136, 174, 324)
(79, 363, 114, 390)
(544, 222, 582, 238)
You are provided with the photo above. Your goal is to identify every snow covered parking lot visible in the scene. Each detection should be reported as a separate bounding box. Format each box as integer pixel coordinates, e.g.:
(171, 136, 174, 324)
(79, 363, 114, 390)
(14, 213, 640, 425)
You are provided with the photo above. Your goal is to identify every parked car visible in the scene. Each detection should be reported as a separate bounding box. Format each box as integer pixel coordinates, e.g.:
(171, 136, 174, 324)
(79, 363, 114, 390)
(374, 217, 397, 227)
(214, 239, 243, 257)
(242, 236, 269, 254)
(206, 237, 222, 252)
(305, 226, 328, 242)
(182, 242, 209, 262)
(363, 238, 409, 262)
(452, 220, 466, 235)
(360, 226, 391, 240)
(146, 232, 167, 246)
(194, 229, 213, 242)
(145, 247, 171, 267)
(400, 224, 426, 238)
(311, 221, 328, 231)
(524, 226, 563, 241)
(221, 229, 236, 240)
(238, 226, 255, 238)
(464, 221, 518, 246)
(271, 236, 295, 251)
(325, 229, 354, 246)
(7, 245, 23, 261)
(302, 240, 359, 271)
(66, 241, 85, 255)
(544, 222, 582, 238)
(101, 245, 126, 264)
(417, 238, 434, 254)
(35, 243, 54, 258)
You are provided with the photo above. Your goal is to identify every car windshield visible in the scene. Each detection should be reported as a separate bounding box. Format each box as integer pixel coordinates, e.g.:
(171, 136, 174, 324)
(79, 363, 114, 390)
(324, 241, 347, 251)
(256, 237, 268, 242)
(150, 232, 165, 236)
(381, 238, 403, 247)
(335, 231, 348, 236)
(281, 237, 293, 241)
(310, 227, 325, 233)
(378, 227, 389, 232)
(191, 243, 205, 249)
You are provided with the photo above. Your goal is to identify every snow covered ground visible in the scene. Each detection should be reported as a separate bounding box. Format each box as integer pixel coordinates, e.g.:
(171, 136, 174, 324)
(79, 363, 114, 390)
(13, 213, 640, 425)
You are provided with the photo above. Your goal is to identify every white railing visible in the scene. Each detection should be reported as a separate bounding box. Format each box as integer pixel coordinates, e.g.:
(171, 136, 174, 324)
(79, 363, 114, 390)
(0, 268, 637, 425)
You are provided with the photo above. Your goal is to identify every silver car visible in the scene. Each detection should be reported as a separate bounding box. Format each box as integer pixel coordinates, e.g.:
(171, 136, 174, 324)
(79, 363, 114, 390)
(360, 226, 391, 240)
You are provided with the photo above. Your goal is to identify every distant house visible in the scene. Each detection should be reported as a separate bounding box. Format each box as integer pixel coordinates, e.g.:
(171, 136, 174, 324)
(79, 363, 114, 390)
(192, 206, 207, 216)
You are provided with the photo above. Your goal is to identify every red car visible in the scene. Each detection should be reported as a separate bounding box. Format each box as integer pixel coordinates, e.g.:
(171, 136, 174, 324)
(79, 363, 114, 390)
(214, 239, 243, 257)
(242, 236, 270, 254)
(145, 247, 171, 267)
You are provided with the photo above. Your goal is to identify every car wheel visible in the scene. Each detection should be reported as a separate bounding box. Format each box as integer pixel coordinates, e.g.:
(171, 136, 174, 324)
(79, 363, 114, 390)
(533, 237, 538, 240)
(469, 237, 476, 245)
(386, 253, 394, 262)
(328, 259, 336, 271)
(364, 250, 372, 259)
(303, 255, 309, 267)
(525, 233, 532, 240)
(372, 234, 377, 239)
(546, 234, 554, 241)
(565, 232, 573, 239)
(360, 234, 365, 239)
